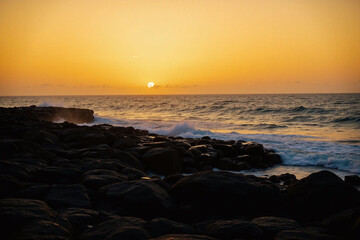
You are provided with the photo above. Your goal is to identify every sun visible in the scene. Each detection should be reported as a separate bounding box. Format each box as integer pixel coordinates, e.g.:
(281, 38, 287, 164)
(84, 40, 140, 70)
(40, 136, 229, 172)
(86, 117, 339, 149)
(148, 82, 154, 88)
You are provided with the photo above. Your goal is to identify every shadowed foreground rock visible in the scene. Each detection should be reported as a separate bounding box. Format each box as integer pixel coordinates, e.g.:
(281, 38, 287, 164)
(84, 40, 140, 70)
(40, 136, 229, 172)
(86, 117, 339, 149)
(0, 106, 359, 240)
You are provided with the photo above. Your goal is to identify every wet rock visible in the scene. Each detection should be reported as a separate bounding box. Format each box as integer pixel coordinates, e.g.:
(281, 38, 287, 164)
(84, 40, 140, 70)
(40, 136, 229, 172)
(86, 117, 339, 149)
(205, 219, 263, 240)
(112, 137, 139, 149)
(151, 234, 216, 240)
(344, 175, 360, 186)
(11, 219, 72, 240)
(287, 170, 360, 222)
(0, 198, 56, 238)
(142, 148, 182, 175)
(234, 155, 267, 169)
(80, 217, 149, 240)
(275, 229, 338, 240)
(13, 184, 50, 200)
(0, 160, 30, 181)
(252, 216, 302, 238)
(212, 144, 236, 157)
(59, 208, 99, 234)
(244, 143, 265, 156)
(163, 174, 185, 186)
(45, 184, 91, 209)
(170, 171, 282, 218)
(82, 169, 127, 189)
(100, 180, 174, 218)
(0, 175, 24, 197)
(31, 166, 82, 184)
(114, 151, 144, 171)
(322, 207, 360, 237)
(148, 217, 195, 238)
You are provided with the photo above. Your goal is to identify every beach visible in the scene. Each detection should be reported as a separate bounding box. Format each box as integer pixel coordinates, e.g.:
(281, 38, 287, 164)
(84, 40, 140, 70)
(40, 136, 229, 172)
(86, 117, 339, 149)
(0, 106, 359, 240)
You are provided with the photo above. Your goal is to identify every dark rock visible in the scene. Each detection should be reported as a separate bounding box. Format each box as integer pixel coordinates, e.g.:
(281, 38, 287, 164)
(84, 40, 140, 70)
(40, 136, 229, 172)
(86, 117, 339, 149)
(148, 217, 195, 238)
(151, 234, 216, 240)
(82, 169, 127, 189)
(0, 175, 24, 197)
(214, 157, 236, 170)
(244, 143, 265, 156)
(170, 171, 282, 219)
(0, 198, 57, 238)
(101, 180, 174, 218)
(45, 184, 91, 209)
(59, 208, 99, 234)
(287, 170, 360, 222)
(114, 151, 145, 171)
(279, 173, 297, 182)
(212, 144, 236, 157)
(11, 219, 72, 240)
(142, 148, 182, 175)
(252, 216, 302, 238)
(163, 174, 185, 186)
(112, 137, 139, 149)
(344, 175, 360, 186)
(80, 217, 149, 240)
(264, 153, 282, 165)
(269, 175, 281, 183)
(31, 166, 82, 184)
(13, 184, 50, 200)
(275, 229, 339, 240)
(153, 136, 171, 142)
(234, 155, 267, 169)
(322, 207, 360, 237)
(0, 160, 30, 181)
(205, 219, 263, 240)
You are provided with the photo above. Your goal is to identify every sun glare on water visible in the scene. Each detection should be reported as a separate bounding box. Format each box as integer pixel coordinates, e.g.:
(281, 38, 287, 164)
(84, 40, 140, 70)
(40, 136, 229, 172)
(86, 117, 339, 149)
(148, 82, 154, 88)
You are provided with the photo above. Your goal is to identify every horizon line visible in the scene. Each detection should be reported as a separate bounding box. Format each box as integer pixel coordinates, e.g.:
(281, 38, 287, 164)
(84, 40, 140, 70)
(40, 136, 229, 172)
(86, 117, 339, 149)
(1, 92, 360, 97)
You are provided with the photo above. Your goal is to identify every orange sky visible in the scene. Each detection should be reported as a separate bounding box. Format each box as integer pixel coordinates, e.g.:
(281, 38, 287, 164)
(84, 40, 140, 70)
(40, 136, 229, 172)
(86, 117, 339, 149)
(0, 0, 359, 95)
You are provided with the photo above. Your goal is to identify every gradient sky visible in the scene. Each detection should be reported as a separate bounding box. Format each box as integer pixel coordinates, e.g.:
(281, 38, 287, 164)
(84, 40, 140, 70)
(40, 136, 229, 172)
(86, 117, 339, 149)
(0, 0, 359, 95)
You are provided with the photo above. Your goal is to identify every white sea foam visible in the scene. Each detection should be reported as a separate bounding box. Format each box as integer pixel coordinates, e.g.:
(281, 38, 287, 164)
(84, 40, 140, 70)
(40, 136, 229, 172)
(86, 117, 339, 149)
(37, 101, 64, 107)
(91, 116, 360, 174)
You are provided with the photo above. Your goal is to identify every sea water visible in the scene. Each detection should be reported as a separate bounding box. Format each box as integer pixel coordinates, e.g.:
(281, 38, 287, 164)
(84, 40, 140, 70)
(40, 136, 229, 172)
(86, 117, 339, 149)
(1, 94, 359, 177)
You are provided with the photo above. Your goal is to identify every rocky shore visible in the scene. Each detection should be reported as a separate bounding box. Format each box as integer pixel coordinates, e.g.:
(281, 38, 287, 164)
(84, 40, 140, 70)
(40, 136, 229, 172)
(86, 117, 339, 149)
(0, 106, 359, 240)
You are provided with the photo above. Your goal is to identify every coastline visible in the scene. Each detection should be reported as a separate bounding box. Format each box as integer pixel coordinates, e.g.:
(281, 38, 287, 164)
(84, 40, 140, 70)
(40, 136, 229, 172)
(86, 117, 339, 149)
(1, 106, 359, 239)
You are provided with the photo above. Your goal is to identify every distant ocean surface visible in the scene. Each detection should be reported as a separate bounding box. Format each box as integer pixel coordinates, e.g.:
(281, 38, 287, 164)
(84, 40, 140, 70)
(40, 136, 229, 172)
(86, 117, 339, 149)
(1, 94, 359, 176)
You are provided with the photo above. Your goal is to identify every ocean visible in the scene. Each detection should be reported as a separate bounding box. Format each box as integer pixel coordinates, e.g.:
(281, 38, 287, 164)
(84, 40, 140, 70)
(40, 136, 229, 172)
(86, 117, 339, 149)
(1, 94, 359, 178)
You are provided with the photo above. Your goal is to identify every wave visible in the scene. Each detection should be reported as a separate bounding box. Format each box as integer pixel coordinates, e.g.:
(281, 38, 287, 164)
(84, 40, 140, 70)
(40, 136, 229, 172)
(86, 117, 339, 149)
(91, 116, 360, 174)
(331, 116, 360, 123)
(37, 101, 64, 107)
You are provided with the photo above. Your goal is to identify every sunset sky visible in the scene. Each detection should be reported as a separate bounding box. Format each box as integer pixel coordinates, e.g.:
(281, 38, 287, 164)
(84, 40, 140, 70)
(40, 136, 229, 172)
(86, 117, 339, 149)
(0, 0, 359, 95)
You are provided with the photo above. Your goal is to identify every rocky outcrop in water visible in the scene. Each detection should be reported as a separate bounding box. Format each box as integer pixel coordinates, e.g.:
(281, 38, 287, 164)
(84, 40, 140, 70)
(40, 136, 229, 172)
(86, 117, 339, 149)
(0, 106, 359, 240)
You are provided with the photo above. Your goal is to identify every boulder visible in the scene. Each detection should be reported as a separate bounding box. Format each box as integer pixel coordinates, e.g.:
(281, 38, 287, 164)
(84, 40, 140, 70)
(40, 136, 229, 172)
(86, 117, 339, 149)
(287, 171, 360, 222)
(151, 234, 216, 240)
(148, 217, 195, 238)
(101, 180, 174, 218)
(11, 219, 72, 240)
(82, 169, 127, 189)
(344, 175, 360, 186)
(31, 166, 82, 184)
(142, 148, 182, 175)
(252, 216, 302, 238)
(59, 208, 99, 234)
(0, 198, 57, 239)
(275, 229, 338, 240)
(45, 184, 91, 209)
(80, 217, 149, 240)
(205, 219, 263, 240)
(170, 171, 282, 218)
(322, 207, 360, 237)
